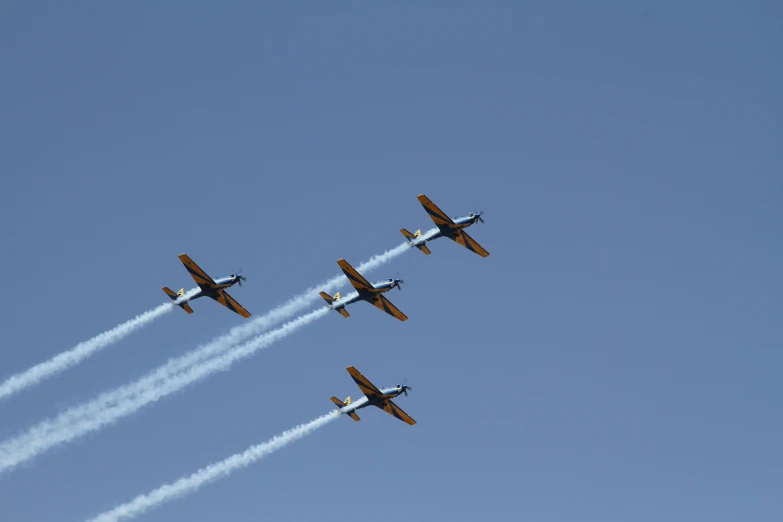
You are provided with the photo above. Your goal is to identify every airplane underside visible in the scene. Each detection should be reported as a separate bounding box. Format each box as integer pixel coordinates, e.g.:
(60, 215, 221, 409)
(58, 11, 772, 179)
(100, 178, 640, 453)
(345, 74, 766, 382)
(357, 292, 376, 303)
(165, 253, 252, 318)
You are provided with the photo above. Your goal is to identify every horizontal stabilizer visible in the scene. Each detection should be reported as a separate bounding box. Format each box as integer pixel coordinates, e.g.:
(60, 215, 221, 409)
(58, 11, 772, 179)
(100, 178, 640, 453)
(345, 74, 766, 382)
(337, 307, 350, 318)
(319, 291, 337, 304)
(400, 228, 418, 240)
(415, 244, 431, 255)
(401, 228, 430, 255)
(330, 396, 360, 420)
(162, 287, 194, 314)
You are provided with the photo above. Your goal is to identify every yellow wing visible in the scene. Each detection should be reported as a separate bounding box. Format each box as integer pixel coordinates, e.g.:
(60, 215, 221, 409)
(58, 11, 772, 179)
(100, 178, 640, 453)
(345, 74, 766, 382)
(210, 290, 251, 318)
(379, 399, 417, 425)
(346, 366, 383, 399)
(178, 254, 216, 288)
(371, 294, 408, 321)
(417, 194, 456, 230)
(337, 259, 376, 293)
(451, 230, 490, 258)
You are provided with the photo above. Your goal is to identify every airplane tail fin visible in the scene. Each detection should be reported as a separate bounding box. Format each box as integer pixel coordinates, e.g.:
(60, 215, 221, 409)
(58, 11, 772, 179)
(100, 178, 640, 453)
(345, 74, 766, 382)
(319, 291, 340, 305)
(330, 396, 351, 407)
(162, 287, 194, 314)
(400, 228, 420, 241)
(400, 228, 431, 255)
(330, 396, 360, 421)
(320, 292, 350, 317)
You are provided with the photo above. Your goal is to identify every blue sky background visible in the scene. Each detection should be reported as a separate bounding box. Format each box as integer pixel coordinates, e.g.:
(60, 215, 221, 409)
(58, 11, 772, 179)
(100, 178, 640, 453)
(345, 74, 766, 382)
(1, 2, 781, 521)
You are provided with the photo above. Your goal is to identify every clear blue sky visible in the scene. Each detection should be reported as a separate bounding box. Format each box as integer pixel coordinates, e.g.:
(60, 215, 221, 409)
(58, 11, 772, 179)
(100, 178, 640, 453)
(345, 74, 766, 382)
(1, 2, 781, 521)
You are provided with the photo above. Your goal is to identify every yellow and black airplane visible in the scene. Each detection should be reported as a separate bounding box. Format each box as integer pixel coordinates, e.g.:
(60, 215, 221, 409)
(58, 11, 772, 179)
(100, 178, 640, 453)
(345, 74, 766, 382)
(162, 254, 251, 318)
(330, 366, 416, 425)
(400, 194, 489, 257)
(319, 259, 408, 321)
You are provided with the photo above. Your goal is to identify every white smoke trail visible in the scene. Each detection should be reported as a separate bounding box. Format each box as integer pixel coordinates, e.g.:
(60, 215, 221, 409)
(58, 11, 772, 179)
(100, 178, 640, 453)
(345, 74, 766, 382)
(93, 240, 412, 395)
(148, 239, 413, 375)
(0, 238, 418, 473)
(0, 307, 331, 474)
(85, 410, 340, 522)
(0, 290, 199, 402)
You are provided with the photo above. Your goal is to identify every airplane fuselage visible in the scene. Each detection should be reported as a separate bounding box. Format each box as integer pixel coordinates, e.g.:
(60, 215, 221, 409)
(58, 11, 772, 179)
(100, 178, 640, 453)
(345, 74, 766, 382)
(339, 386, 406, 415)
(331, 281, 397, 309)
(179, 276, 240, 302)
(410, 215, 480, 246)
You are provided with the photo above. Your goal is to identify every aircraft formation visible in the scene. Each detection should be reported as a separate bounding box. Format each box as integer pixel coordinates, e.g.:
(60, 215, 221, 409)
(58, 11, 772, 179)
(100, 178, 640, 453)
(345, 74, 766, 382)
(161, 193, 488, 425)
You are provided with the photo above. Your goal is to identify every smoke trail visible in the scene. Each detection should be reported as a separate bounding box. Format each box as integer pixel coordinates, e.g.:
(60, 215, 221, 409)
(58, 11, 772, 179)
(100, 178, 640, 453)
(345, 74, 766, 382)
(0, 290, 199, 402)
(148, 239, 413, 375)
(85, 410, 340, 522)
(0, 307, 332, 474)
(0, 237, 420, 472)
(0, 242, 409, 448)
(94, 240, 412, 396)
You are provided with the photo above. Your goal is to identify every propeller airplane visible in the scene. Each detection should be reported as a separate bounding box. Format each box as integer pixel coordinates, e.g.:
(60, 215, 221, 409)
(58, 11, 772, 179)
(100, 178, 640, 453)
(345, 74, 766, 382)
(162, 254, 251, 318)
(401, 193, 489, 257)
(330, 366, 416, 425)
(319, 259, 408, 321)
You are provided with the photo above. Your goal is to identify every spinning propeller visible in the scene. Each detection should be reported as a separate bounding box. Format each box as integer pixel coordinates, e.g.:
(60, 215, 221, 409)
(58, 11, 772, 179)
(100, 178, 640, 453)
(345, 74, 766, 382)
(470, 207, 485, 224)
(398, 378, 412, 396)
(388, 272, 405, 291)
(231, 269, 247, 286)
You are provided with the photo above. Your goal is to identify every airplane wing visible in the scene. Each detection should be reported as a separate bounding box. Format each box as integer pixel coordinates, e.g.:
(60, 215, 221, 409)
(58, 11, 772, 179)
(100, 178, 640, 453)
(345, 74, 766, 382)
(449, 230, 490, 258)
(208, 289, 251, 318)
(417, 194, 456, 232)
(371, 294, 408, 321)
(337, 259, 376, 293)
(346, 366, 384, 399)
(377, 399, 417, 425)
(178, 254, 217, 289)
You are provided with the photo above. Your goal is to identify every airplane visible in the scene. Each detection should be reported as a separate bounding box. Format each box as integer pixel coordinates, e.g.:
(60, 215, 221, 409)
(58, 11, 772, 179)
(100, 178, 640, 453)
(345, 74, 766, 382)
(400, 193, 490, 257)
(319, 259, 408, 321)
(162, 253, 251, 318)
(330, 366, 416, 425)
